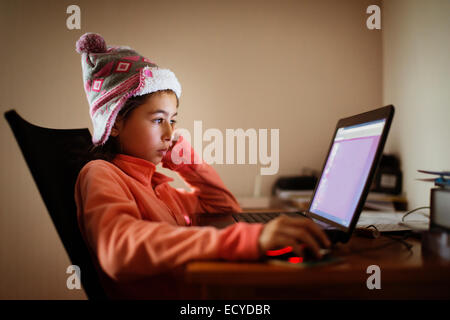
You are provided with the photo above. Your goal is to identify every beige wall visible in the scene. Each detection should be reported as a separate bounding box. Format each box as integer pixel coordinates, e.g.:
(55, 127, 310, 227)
(382, 0, 450, 209)
(0, 0, 381, 299)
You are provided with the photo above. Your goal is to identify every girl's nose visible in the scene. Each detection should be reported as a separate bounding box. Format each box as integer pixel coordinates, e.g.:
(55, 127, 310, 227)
(162, 121, 173, 141)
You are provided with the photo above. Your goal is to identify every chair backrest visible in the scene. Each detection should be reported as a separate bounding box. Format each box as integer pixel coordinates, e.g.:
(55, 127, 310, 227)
(4, 110, 107, 300)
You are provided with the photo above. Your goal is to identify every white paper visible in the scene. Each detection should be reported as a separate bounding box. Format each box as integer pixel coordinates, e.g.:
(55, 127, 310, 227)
(357, 210, 429, 232)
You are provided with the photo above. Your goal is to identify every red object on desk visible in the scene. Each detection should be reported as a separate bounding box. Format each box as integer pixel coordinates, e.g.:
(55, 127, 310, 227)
(288, 257, 303, 264)
(266, 246, 293, 256)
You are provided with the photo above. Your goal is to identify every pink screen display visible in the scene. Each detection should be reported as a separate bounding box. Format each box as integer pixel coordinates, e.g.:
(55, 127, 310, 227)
(310, 120, 385, 226)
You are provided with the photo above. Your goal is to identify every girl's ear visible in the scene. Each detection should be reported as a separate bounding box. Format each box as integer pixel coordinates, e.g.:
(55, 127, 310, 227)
(110, 118, 122, 137)
(110, 127, 119, 137)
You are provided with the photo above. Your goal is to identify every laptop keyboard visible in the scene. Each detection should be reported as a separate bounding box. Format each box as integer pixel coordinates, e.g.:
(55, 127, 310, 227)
(232, 211, 307, 223)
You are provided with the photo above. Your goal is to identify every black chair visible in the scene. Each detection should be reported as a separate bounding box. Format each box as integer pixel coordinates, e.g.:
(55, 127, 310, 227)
(4, 110, 108, 300)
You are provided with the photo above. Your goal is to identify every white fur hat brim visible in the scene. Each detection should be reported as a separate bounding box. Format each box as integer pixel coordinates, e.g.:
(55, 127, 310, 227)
(133, 66, 182, 100)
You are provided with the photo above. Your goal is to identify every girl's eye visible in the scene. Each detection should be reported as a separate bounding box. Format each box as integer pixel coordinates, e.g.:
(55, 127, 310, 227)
(152, 118, 177, 124)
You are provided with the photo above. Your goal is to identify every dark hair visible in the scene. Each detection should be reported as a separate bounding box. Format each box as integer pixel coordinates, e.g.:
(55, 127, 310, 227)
(87, 89, 178, 162)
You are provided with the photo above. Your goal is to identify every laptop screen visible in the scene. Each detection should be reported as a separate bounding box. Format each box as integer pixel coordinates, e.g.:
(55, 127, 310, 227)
(309, 119, 386, 227)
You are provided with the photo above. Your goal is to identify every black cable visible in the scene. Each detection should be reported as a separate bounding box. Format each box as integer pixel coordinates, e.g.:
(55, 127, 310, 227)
(342, 225, 414, 256)
(339, 207, 430, 258)
(383, 232, 414, 254)
(342, 238, 403, 255)
(401, 206, 430, 222)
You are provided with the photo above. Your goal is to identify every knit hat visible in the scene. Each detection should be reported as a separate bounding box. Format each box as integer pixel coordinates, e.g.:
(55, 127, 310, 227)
(76, 33, 182, 145)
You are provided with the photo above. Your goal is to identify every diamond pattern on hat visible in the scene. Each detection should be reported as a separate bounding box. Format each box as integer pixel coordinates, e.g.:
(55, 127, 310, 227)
(92, 79, 104, 92)
(115, 61, 132, 73)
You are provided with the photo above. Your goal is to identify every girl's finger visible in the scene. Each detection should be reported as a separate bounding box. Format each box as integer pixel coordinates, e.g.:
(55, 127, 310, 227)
(283, 216, 331, 248)
(279, 226, 322, 259)
(172, 131, 181, 141)
(268, 235, 303, 257)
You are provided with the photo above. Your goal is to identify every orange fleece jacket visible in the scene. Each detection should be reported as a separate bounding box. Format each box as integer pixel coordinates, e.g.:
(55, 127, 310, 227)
(74, 136, 264, 298)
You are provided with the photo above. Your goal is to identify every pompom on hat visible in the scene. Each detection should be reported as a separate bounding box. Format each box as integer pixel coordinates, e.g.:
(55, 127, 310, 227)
(76, 33, 182, 145)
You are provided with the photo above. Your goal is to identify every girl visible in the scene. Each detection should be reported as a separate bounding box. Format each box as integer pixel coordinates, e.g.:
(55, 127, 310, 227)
(74, 33, 330, 299)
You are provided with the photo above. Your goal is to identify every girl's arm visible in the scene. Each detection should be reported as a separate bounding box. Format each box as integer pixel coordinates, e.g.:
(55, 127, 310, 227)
(161, 135, 242, 214)
(75, 161, 263, 282)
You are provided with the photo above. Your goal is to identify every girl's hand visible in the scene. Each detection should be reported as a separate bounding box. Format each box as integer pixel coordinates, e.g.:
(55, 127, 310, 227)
(162, 131, 201, 169)
(168, 130, 182, 150)
(258, 215, 331, 259)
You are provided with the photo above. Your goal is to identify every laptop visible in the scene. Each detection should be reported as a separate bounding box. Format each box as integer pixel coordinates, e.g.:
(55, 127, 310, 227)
(194, 105, 395, 244)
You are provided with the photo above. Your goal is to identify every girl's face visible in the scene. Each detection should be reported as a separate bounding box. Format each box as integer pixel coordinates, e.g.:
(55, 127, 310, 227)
(111, 92, 178, 165)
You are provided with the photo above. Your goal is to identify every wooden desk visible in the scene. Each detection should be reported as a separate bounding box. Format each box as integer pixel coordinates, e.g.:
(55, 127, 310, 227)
(183, 233, 450, 299)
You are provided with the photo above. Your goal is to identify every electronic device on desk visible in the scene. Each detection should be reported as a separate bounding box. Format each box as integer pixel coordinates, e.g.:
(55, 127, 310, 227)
(417, 170, 450, 261)
(365, 154, 407, 211)
(417, 170, 450, 230)
(271, 172, 317, 210)
(272, 171, 318, 197)
(371, 154, 403, 195)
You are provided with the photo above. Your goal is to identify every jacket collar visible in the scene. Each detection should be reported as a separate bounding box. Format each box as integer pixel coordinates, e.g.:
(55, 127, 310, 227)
(112, 154, 174, 188)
